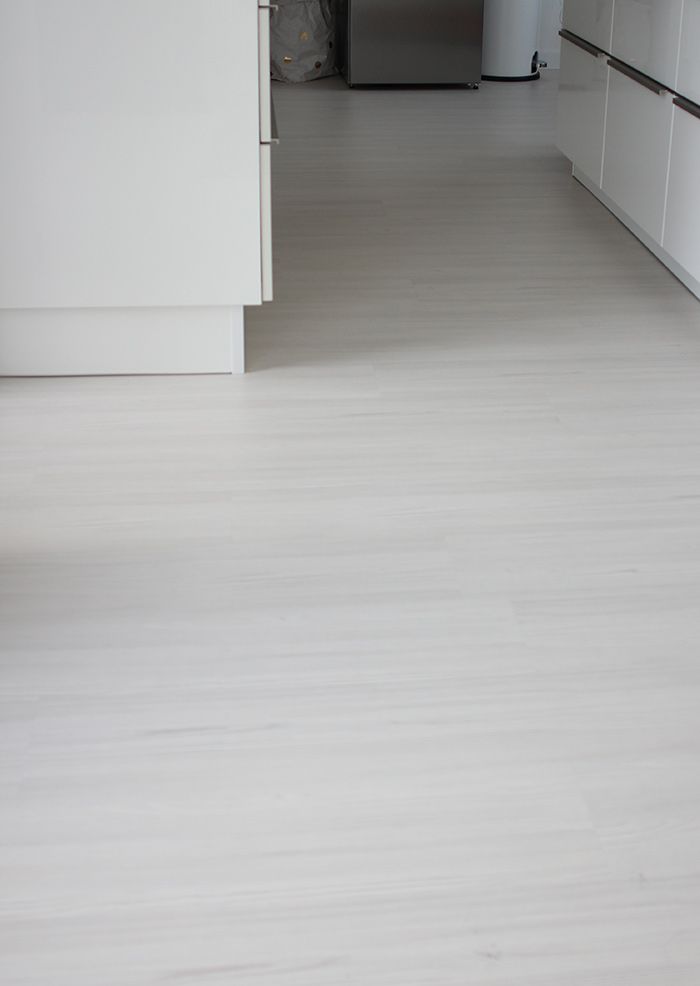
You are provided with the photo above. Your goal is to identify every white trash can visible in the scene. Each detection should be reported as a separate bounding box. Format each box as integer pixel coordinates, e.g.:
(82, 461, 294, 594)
(482, 0, 543, 81)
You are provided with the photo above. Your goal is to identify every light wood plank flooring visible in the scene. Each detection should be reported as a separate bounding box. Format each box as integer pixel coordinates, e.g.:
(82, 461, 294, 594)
(2, 74, 700, 984)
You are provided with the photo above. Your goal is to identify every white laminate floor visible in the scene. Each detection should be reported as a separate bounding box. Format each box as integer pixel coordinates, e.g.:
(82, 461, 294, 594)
(3, 74, 700, 985)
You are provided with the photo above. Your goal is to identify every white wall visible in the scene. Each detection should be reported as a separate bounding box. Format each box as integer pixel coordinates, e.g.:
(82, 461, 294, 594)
(538, 0, 563, 69)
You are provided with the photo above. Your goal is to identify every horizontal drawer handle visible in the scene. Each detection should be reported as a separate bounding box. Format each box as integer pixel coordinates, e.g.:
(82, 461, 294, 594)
(607, 57, 667, 95)
(559, 29, 602, 58)
(673, 95, 700, 121)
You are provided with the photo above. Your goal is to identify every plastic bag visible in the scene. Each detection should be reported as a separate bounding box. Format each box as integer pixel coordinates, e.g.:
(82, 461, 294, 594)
(270, 0, 337, 82)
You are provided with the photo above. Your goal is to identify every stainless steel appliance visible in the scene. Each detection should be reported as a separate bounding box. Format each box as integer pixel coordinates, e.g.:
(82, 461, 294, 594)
(336, 0, 484, 86)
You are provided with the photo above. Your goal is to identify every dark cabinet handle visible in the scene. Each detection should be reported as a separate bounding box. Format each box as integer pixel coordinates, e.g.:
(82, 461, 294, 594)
(673, 96, 700, 121)
(607, 58, 667, 95)
(559, 29, 602, 58)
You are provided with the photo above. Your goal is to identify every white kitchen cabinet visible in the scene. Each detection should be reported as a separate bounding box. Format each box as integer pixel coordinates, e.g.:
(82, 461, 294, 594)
(677, 0, 700, 106)
(601, 60, 674, 242)
(663, 100, 700, 287)
(557, 0, 700, 301)
(557, 34, 610, 186)
(611, 0, 684, 92)
(0, 0, 274, 374)
(562, 0, 614, 52)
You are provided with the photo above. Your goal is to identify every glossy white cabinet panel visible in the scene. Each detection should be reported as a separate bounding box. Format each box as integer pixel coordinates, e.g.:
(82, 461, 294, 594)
(611, 0, 684, 91)
(557, 39, 609, 186)
(677, 0, 700, 105)
(663, 104, 700, 284)
(602, 65, 673, 242)
(562, 0, 614, 51)
(0, 0, 263, 310)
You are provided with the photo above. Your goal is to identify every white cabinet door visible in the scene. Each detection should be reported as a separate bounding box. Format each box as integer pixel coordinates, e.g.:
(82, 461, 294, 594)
(677, 0, 700, 105)
(557, 36, 610, 186)
(562, 0, 614, 51)
(602, 61, 674, 242)
(611, 0, 684, 91)
(0, 0, 263, 310)
(663, 101, 700, 284)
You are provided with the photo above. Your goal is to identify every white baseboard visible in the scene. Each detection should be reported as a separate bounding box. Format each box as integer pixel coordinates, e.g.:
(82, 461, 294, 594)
(0, 305, 245, 376)
(572, 166, 700, 302)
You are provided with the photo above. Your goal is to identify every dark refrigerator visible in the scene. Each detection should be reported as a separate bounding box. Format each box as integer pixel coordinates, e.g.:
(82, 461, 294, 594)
(336, 0, 484, 86)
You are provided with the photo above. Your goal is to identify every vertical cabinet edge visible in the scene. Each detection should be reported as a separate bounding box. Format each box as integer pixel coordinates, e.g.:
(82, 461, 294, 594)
(260, 144, 273, 303)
